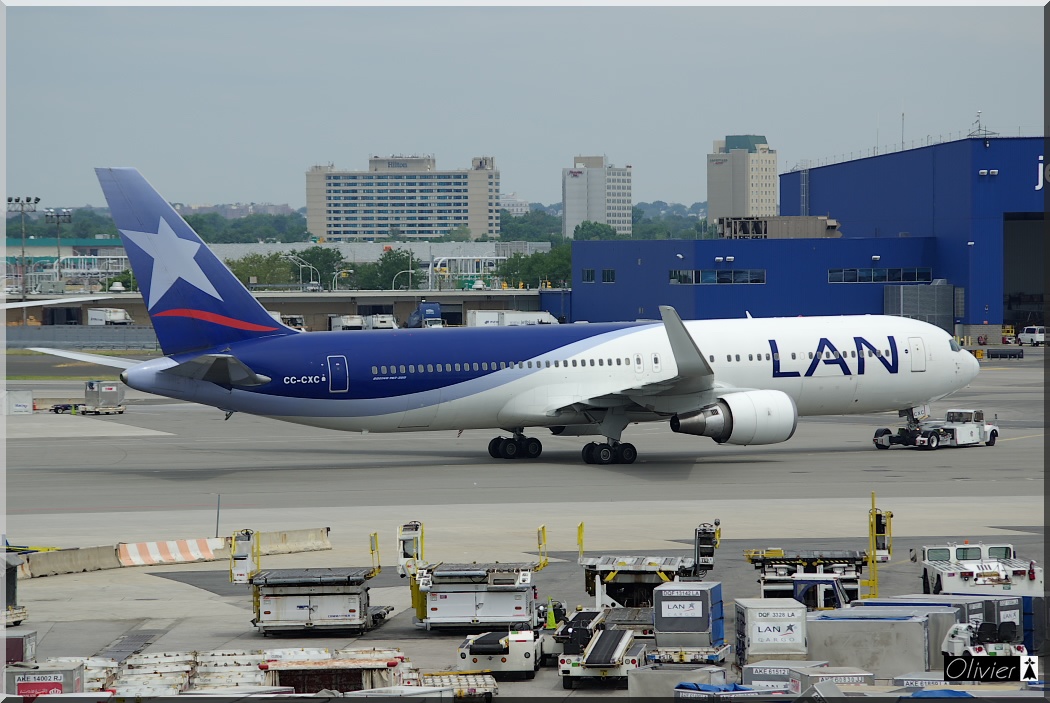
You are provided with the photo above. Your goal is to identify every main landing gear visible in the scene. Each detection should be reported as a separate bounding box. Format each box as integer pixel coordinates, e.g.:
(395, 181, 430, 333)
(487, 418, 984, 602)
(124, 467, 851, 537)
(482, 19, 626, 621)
(488, 433, 543, 460)
(581, 441, 637, 465)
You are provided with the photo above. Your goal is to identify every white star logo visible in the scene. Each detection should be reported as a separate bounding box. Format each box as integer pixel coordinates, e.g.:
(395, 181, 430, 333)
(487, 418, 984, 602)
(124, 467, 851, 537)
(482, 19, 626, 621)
(121, 218, 223, 310)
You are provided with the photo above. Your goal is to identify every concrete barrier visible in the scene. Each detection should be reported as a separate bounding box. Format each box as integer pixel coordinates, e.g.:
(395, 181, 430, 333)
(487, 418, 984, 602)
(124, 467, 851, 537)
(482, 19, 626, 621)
(118, 538, 226, 566)
(17, 527, 331, 578)
(257, 527, 332, 555)
(21, 545, 122, 578)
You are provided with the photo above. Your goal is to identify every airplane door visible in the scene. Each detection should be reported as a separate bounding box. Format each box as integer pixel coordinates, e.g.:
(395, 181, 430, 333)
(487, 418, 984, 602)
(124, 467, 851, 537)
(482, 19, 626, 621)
(328, 355, 349, 393)
(908, 338, 926, 372)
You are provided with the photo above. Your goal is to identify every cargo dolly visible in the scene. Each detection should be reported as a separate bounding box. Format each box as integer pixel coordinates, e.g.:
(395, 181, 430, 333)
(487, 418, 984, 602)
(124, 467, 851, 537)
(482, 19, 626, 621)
(250, 567, 392, 635)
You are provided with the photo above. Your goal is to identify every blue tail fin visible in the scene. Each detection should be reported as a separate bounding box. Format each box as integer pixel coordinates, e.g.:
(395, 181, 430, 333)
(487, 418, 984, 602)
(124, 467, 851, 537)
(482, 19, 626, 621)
(96, 167, 298, 356)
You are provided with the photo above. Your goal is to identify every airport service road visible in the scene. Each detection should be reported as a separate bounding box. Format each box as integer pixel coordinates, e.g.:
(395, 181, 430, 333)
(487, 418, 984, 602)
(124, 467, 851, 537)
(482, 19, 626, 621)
(5, 352, 1044, 687)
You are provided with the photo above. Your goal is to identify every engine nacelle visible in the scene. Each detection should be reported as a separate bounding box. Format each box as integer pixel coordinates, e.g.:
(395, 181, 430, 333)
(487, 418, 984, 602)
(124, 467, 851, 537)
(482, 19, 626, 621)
(670, 390, 798, 445)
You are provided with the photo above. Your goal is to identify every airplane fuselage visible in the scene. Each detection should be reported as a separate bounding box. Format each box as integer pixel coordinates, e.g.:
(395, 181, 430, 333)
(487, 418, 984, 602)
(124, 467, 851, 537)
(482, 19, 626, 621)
(123, 314, 978, 435)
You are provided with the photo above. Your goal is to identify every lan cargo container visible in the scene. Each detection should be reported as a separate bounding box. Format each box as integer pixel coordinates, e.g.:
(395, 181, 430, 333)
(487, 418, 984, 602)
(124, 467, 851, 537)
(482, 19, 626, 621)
(733, 598, 808, 667)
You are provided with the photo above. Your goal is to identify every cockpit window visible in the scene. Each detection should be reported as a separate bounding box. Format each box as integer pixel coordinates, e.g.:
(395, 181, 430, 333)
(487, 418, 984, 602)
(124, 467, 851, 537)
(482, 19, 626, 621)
(949, 338, 962, 352)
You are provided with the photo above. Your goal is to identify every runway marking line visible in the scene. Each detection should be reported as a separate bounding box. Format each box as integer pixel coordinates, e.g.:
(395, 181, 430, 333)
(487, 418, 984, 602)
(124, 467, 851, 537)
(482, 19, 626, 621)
(997, 433, 1044, 442)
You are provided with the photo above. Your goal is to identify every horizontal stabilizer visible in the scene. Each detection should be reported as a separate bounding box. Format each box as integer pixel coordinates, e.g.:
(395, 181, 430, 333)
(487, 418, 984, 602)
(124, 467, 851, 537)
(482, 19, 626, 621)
(27, 347, 143, 370)
(161, 353, 271, 387)
(2, 295, 113, 310)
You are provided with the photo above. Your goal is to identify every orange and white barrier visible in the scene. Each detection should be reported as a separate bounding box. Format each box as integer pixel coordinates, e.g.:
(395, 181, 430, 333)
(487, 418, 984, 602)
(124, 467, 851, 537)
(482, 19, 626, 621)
(118, 538, 226, 566)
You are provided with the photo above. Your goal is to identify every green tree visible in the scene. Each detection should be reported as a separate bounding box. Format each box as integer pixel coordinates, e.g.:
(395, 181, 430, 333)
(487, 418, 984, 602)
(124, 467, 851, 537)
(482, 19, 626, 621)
(69, 210, 119, 239)
(104, 268, 139, 292)
(223, 252, 294, 287)
(495, 243, 572, 289)
(499, 209, 563, 244)
(439, 225, 472, 242)
(293, 246, 347, 289)
(183, 213, 227, 243)
(355, 248, 424, 290)
(573, 221, 619, 241)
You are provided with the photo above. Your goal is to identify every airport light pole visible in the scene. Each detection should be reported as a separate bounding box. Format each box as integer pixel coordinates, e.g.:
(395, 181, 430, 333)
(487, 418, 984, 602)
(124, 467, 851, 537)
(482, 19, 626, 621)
(332, 269, 354, 291)
(45, 208, 72, 282)
(7, 196, 41, 326)
(391, 269, 415, 291)
(282, 254, 321, 290)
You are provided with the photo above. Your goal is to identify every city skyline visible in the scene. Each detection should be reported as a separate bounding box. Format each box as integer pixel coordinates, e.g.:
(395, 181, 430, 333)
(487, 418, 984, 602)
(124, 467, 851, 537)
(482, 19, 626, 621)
(7, 5, 1042, 210)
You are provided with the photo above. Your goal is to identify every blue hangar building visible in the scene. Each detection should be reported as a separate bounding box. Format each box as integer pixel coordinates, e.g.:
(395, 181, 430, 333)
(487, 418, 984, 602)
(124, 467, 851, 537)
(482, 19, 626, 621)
(570, 137, 1043, 336)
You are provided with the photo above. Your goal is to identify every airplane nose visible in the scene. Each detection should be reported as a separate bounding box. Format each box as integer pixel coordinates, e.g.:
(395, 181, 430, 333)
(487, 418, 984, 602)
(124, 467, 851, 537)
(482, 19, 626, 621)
(968, 351, 981, 382)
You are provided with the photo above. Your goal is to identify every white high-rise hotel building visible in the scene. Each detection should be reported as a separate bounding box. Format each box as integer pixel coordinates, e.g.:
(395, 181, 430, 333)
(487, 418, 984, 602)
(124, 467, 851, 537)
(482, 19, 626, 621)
(306, 155, 500, 241)
(561, 156, 633, 239)
(706, 135, 778, 222)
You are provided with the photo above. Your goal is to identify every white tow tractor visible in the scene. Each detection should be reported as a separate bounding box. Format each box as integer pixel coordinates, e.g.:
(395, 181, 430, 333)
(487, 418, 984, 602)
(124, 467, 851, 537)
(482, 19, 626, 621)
(873, 406, 999, 451)
(941, 621, 1027, 658)
(456, 630, 543, 679)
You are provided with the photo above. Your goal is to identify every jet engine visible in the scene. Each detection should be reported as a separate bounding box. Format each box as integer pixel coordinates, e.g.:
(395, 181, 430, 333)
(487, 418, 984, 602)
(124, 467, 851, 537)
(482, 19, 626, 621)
(670, 389, 797, 445)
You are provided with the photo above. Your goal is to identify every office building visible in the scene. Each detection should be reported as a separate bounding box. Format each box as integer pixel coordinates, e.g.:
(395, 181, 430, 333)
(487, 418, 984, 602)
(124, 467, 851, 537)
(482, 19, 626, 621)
(306, 155, 500, 241)
(707, 136, 779, 222)
(562, 156, 633, 239)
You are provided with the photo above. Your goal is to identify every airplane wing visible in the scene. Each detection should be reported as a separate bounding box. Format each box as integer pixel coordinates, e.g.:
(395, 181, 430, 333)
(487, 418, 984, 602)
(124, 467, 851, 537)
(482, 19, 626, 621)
(160, 354, 272, 388)
(1, 295, 113, 310)
(28, 347, 143, 370)
(544, 306, 719, 417)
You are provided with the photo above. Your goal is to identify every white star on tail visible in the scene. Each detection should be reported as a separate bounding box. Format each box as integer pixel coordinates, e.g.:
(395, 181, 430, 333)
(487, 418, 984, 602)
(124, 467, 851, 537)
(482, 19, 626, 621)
(121, 218, 223, 310)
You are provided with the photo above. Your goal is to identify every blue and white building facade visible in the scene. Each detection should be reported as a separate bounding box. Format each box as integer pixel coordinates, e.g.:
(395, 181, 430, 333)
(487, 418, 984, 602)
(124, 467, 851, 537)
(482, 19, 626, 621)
(569, 137, 1043, 335)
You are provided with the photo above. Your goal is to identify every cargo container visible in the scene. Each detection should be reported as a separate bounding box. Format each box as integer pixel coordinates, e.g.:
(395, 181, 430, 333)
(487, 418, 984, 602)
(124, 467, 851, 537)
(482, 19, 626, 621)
(733, 598, 808, 666)
(741, 660, 828, 689)
(5, 630, 36, 664)
(6, 662, 84, 696)
(628, 664, 726, 698)
(805, 607, 958, 678)
(786, 666, 874, 694)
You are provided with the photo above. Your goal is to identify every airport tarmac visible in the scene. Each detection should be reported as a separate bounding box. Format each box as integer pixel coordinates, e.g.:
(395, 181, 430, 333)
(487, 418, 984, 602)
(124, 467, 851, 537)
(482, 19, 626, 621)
(4, 350, 1045, 696)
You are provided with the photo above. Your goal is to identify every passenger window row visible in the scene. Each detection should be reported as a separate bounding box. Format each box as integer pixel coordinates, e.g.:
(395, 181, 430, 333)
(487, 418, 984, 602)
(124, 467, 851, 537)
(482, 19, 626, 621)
(708, 349, 890, 363)
(371, 356, 636, 376)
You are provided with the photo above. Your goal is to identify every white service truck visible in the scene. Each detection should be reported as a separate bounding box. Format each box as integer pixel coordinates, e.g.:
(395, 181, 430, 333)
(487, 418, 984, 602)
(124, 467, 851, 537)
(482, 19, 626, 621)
(465, 310, 559, 327)
(87, 308, 134, 325)
(913, 542, 1044, 597)
(328, 314, 365, 331)
(873, 407, 999, 450)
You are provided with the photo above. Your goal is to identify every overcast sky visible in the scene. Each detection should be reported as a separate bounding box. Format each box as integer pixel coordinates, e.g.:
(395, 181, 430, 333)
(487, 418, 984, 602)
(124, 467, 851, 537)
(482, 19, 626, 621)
(6, 4, 1044, 209)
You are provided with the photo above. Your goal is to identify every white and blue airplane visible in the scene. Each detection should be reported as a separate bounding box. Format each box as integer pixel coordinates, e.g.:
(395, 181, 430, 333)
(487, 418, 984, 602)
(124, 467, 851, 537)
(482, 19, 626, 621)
(33, 168, 980, 464)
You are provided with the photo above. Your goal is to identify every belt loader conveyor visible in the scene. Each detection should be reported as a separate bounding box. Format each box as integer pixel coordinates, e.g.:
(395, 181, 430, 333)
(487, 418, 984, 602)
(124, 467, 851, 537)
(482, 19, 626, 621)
(558, 628, 647, 690)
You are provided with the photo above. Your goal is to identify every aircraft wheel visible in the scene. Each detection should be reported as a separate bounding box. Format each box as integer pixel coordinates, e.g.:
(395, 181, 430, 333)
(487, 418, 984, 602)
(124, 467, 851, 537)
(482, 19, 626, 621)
(617, 443, 638, 464)
(500, 438, 521, 460)
(582, 442, 597, 464)
(593, 444, 615, 465)
(488, 437, 503, 458)
(986, 430, 997, 447)
(524, 437, 543, 459)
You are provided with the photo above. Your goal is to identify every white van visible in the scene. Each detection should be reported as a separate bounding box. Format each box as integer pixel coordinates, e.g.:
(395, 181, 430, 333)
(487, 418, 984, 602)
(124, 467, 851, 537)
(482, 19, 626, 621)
(1017, 326, 1045, 346)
